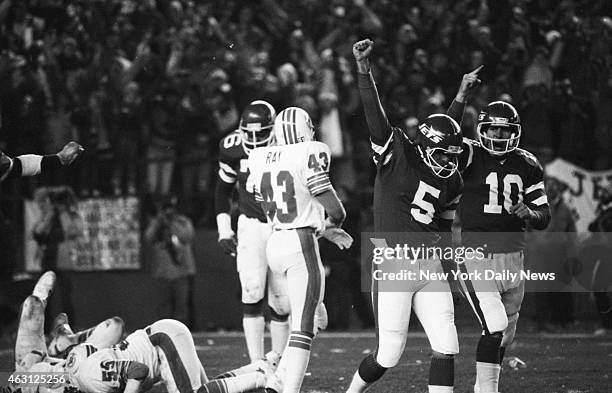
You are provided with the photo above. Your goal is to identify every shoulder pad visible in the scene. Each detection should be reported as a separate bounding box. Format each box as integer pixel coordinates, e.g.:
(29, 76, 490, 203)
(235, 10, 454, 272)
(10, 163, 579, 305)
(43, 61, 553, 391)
(219, 131, 246, 160)
(514, 148, 541, 168)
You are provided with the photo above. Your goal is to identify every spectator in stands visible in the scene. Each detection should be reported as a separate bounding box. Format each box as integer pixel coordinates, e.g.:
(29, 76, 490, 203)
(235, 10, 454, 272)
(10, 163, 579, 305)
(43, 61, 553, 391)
(144, 195, 196, 326)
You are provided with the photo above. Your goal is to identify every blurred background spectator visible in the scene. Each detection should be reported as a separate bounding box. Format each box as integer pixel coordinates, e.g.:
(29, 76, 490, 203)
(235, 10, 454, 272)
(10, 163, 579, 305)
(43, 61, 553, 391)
(144, 195, 196, 327)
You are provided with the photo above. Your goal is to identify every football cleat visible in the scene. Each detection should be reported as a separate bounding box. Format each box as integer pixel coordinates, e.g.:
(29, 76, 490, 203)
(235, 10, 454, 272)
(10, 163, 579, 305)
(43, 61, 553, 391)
(415, 114, 463, 178)
(477, 101, 521, 155)
(265, 350, 281, 370)
(264, 371, 283, 393)
(273, 107, 315, 146)
(314, 302, 328, 334)
(240, 100, 276, 154)
(32, 271, 56, 306)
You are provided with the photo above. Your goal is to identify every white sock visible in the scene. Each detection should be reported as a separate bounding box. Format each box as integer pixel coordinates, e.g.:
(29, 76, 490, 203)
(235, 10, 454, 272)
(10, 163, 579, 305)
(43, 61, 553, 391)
(346, 371, 371, 393)
(243, 316, 265, 362)
(270, 320, 290, 354)
(202, 372, 265, 393)
(476, 361, 501, 393)
(428, 385, 453, 392)
(276, 333, 313, 393)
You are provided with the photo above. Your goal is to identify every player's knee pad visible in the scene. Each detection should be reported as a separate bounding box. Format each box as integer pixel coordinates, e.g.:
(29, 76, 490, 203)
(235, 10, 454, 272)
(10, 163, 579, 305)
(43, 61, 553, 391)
(501, 312, 519, 347)
(359, 353, 387, 383)
(239, 271, 266, 304)
(268, 294, 290, 318)
(476, 332, 503, 364)
(243, 299, 264, 318)
(375, 329, 407, 368)
(479, 298, 508, 334)
(269, 306, 289, 322)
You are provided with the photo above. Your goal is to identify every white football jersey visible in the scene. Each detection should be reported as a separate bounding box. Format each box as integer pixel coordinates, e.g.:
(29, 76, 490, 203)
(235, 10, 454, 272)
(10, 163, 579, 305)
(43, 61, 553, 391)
(68, 330, 159, 393)
(247, 141, 333, 232)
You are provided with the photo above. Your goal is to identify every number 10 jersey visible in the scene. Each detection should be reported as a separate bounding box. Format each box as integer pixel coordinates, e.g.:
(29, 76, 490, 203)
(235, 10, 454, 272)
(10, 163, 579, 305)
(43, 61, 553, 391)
(247, 141, 333, 232)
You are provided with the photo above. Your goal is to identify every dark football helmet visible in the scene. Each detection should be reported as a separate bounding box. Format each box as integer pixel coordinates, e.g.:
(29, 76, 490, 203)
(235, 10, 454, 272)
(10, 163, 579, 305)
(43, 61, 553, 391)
(415, 114, 463, 178)
(477, 101, 521, 155)
(239, 100, 276, 154)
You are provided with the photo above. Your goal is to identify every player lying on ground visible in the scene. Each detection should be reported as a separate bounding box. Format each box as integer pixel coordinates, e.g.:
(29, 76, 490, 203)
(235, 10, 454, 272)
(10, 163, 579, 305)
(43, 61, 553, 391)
(11, 272, 277, 393)
(14, 271, 125, 372)
(0, 142, 84, 183)
(62, 319, 274, 393)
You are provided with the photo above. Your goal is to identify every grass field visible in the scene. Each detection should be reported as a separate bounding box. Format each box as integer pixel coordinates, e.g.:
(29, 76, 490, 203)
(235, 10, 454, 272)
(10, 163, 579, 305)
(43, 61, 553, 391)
(3, 329, 608, 393)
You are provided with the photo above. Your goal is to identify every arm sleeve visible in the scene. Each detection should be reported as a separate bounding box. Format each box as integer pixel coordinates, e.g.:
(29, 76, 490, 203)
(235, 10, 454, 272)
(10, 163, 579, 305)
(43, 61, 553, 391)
(446, 99, 466, 125)
(214, 178, 235, 215)
(357, 71, 395, 163)
(524, 160, 551, 230)
(439, 189, 461, 232)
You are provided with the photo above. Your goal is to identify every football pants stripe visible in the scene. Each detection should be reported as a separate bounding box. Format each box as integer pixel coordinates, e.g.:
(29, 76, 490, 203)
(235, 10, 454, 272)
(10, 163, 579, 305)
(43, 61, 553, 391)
(149, 332, 193, 393)
(297, 229, 321, 334)
(458, 262, 490, 334)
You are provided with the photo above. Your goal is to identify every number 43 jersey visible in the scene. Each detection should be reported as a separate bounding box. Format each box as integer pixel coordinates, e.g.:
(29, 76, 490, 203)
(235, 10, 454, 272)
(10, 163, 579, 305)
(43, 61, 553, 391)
(247, 141, 333, 232)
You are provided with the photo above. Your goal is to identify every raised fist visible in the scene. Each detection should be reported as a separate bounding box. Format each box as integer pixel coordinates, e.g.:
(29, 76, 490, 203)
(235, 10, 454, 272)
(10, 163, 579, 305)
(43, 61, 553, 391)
(353, 39, 374, 63)
(57, 142, 84, 166)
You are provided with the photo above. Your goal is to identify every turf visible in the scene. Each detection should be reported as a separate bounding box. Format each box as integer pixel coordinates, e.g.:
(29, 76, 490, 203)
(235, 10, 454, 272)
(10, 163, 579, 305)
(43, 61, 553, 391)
(1, 330, 610, 393)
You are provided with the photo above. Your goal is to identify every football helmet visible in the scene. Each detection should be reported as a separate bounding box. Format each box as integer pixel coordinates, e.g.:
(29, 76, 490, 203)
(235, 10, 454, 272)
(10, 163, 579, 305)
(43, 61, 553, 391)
(65, 343, 97, 377)
(239, 100, 276, 154)
(273, 107, 315, 145)
(415, 114, 463, 178)
(477, 101, 521, 155)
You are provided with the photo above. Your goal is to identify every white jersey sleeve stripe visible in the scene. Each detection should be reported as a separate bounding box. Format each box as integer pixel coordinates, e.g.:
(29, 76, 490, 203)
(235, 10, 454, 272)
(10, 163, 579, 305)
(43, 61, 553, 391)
(370, 134, 393, 155)
(218, 169, 237, 184)
(530, 195, 548, 206)
(525, 181, 545, 194)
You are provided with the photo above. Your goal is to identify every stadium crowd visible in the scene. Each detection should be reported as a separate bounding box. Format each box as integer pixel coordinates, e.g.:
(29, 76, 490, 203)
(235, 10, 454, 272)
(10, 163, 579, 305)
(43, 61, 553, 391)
(1, 0, 611, 206)
(0, 0, 611, 332)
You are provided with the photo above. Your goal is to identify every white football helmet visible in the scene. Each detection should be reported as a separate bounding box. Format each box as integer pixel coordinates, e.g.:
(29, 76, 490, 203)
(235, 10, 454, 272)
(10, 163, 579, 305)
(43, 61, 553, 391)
(65, 343, 97, 377)
(273, 107, 314, 145)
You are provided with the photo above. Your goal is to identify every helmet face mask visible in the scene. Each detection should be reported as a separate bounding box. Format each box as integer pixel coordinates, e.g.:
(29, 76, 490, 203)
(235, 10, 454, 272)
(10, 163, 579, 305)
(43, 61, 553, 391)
(416, 114, 463, 178)
(239, 100, 276, 154)
(477, 101, 521, 155)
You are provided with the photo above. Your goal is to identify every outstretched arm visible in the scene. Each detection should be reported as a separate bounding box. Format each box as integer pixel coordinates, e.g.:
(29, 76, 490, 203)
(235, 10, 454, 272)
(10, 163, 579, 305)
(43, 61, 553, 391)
(447, 65, 483, 125)
(1, 142, 83, 182)
(353, 39, 394, 147)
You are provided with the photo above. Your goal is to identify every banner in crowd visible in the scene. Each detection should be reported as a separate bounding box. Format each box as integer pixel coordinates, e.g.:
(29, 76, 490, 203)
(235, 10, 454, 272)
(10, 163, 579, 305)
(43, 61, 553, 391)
(24, 188, 141, 271)
(545, 159, 612, 232)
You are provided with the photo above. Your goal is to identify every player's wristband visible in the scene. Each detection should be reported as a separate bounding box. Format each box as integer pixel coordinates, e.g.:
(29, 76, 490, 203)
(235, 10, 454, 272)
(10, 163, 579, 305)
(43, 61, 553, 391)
(216, 213, 235, 240)
(15, 154, 43, 176)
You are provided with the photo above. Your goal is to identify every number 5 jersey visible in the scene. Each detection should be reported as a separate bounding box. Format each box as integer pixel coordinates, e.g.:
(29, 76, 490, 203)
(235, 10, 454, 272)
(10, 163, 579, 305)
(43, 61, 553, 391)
(246, 141, 333, 232)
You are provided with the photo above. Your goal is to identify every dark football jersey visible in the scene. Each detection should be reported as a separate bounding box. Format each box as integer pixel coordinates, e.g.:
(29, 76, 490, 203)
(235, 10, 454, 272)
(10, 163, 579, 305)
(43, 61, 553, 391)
(458, 139, 548, 252)
(372, 127, 463, 243)
(218, 130, 267, 222)
(0, 151, 14, 182)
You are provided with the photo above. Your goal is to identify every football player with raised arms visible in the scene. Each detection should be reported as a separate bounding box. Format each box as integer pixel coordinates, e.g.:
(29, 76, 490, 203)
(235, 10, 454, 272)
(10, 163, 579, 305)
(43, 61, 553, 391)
(447, 69, 551, 393)
(346, 39, 463, 393)
(246, 107, 353, 393)
(215, 101, 290, 363)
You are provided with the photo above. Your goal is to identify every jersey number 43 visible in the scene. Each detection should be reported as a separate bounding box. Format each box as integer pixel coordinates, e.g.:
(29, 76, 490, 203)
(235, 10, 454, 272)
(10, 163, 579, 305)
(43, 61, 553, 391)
(260, 171, 297, 223)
